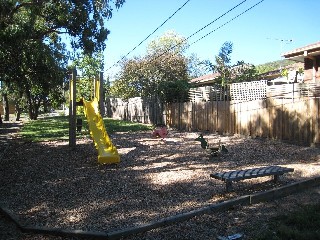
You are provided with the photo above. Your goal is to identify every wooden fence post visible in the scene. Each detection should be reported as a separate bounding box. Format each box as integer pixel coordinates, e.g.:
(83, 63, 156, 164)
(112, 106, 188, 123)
(314, 98, 320, 146)
(69, 68, 77, 148)
(99, 72, 105, 116)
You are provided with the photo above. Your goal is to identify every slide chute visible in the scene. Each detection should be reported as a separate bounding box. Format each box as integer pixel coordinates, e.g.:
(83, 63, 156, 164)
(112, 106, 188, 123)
(83, 98, 120, 164)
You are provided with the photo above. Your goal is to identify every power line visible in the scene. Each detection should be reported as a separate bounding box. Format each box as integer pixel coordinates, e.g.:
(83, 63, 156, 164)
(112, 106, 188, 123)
(108, 0, 265, 77)
(267, 38, 293, 43)
(153, 0, 248, 59)
(189, 0, 265, 46)
(151, 0, 256, 62)
(106, 0, 191, 72)
(185, 0, 247, 42)
(266, 37, 293, 70)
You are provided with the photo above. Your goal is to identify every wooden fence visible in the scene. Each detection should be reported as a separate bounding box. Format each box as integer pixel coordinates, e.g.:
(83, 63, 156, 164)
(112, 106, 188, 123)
(105, 97, 165, 124)
(105, 82, 320, 146)
(165, 97, 320, 146)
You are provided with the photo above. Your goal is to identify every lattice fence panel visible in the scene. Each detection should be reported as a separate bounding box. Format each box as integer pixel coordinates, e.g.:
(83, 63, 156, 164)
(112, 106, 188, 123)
(189, 85, 230, 102)
(230, 80, 267, 101)
(267, 82, 320, 99)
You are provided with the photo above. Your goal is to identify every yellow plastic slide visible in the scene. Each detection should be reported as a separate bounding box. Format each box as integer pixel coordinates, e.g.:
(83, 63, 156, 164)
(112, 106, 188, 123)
(83, 98, 120, 164)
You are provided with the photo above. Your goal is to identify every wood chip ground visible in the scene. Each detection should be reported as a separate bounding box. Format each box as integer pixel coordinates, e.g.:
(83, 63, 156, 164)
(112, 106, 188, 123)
(1, 126, 320, 239)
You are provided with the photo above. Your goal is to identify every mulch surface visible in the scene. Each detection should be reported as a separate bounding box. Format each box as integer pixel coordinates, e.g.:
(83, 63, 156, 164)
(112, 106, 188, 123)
(1, 120, 320, 240)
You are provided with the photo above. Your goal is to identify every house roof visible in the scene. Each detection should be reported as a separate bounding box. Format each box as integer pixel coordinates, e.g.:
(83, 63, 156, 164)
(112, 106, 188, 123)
(190, 73, 220, 86)
(282, 41, 320, 62)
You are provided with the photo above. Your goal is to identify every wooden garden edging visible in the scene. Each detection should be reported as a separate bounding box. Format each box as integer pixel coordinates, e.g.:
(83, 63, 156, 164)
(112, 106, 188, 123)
(1, 176, 320, 239)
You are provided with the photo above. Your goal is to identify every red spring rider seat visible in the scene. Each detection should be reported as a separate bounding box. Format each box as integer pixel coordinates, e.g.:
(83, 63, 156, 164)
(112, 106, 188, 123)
(152, 124, 167, 138)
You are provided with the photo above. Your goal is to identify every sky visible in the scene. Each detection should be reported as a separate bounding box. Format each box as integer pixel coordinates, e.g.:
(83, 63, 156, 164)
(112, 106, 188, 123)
(103, 0, 319, 78)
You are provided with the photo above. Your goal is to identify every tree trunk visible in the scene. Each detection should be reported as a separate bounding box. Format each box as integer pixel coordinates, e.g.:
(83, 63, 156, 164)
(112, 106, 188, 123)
(2, 93, 9, 121)
(25, 84, 36, 120)
(27, 97, 40, 120)
(34, 99, 40, 120)
(26, 93, 34, 119)
(15, 91, 23, 121)
(43, 97, 49, 113)
(15, 102, 21, 121)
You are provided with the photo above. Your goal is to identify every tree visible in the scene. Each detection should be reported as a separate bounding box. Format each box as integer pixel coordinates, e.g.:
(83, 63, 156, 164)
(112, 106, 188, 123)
(158, 78, 190, 102)
(1, 0, 125, 81)
(255, 59, 295, 74)
(0, 81, 10, 121)
(187, 53, 210, 79)
(0, 0, 125, 58)
(0, 34, 68, 120)
(203, 41, 258, 85)
(232, 61, 258, 83)
(22, 40, 67, 119)
(110, 31, 190, 102)
(73, 52, 104, 101)
(104, 76, 111, 98)
(148, 52, 190, 102)
(1, 79, 26, 121)
(147, 30, 189, 56)
(0, 0, 125, 119)
(202, 41, 233, 86)
(110, 57, 144, 100)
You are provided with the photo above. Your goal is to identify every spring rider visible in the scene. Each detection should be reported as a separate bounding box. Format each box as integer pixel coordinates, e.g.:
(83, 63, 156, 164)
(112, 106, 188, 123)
(152, 124, 168, 139)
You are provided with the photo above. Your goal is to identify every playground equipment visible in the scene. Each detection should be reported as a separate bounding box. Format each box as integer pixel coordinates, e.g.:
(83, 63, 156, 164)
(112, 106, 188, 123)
(68, 69, 120, 164)
(195, 134, 228, 157)
(152, 124, 167, 139)
(83, 98, 120, 164)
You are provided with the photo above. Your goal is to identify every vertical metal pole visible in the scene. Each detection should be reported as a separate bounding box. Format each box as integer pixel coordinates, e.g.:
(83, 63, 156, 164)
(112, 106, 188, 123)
(99, 72, 105, 116)
(69, 68, 77, 148)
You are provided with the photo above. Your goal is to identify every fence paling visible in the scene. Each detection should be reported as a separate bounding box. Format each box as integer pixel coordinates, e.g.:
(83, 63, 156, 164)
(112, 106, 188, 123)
(312, 99, 320, 144)
(106, 95, 320, 146)
(175, 98, 318, 145)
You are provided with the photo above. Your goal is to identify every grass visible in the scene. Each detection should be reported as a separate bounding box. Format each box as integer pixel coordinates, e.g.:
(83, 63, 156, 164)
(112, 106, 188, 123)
(257, 203, 320, 240)
(21, 115, 153, 142)
(104, 118, 153, 134)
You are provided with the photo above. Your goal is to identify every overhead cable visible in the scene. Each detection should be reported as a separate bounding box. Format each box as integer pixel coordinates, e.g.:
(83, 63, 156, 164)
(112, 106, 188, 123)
(185, 0, 247, 42)
(150, 0, 250, 61)
(106, 0, 191, 72)
(108, 0, 265, 74)
(189, 0, 265, 46)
